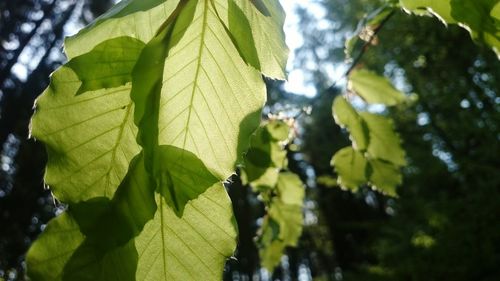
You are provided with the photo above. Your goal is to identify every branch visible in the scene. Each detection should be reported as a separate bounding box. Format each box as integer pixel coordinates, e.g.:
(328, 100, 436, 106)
(328, 9, 395, 90)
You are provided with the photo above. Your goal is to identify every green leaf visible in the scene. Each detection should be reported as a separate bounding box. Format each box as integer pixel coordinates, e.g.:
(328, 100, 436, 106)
(492, 1, 500, 20)
(400, 0, 455, 23)
(271, 173, 304, 245)
(67, 37, 145, 95)
(450, 0, 500, 57)
(360, 112, 406, 166)
(155, 146, 220, 216)
(27, 153, 153, 281)
(276, 172, 305, 206)
(332, 96, 368, 151)
(242, 123, 304, 273)
(260, 240, 286, 272)
(349, 69, 406, 106)
(31, 59, 140, 203)
(316, 175, 338, 188)
(266, 120, 290, 141)
(26, 213, 85, 281)
(400, 0, 500, 58)
(29, 0, 288, 278)
(134, 185, 237, 281)
(258, 172, 304, 271)
(26, 155, 237, 281)
(368, 159, 402, 197)
(331, 147, 402, 196)
(269, 200, 303, 246)
(61, 153, 156, 281)
(259, 201, 303, 271)
(64, 0, 181, 58)
(132, 0, 266, 183)
(331, 147, 368, 191)
(217, 0, 289, 79)
(242, 121, 289, 189)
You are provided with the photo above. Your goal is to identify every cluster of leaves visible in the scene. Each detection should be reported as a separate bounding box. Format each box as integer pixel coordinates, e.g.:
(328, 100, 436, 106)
(330, 69, 407, 196)
(400, 0, 500, 57)
(329, 0, 500, 196)
(26, 0, 290, 280)
(241, 120, 305, 271)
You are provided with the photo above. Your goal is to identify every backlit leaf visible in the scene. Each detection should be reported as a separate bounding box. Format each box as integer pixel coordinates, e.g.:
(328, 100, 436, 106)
(258, 172, 304, 271)
(368, 159, 401, 197)
(65, 0, 181, 58)
(134, 185, 237, 281)
(331, 147, 368, 191)
(31, 43, 141, 203)
(217, 0, 289, 79)
(349, 69, 406, 106)
(400, 0, 500, 58)
(360, 112, 406, 166)
(332, 147, 402, 196)
(26, 155, 237, 281)
(67, 37, 145, 95)
(28, 0, 287, 279)
(132, 0, 266, 181)
(400, 0, 455, 23)
(332, 96, 368, 151)
(242, 121, 289, 190)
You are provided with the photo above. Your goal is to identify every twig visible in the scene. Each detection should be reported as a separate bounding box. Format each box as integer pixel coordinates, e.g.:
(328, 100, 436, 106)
(328, 10, 396, 90)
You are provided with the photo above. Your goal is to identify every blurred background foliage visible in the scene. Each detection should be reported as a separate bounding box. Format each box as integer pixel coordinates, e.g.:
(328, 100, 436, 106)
(0, 0, 113, 279)
(1, 0, 499, 280)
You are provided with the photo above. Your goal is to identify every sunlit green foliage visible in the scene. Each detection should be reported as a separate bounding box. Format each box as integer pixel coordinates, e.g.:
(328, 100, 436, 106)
(349, 69, 406, 106)
(400, 0, 500, 57)
(24, 0, 500, 279)
(242, 120, 305, 271)
(331, 71, 406, 196)
(27, 0, 288, 280)
(296, 0, 500, 279)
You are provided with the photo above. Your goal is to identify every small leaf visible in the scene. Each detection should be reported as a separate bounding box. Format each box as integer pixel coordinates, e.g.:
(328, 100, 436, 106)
(331, 147, 368, 191)
(450, 0, 500, 58)
(368, 159, 402, 197)
(243, 123, 304, 272)
(268, 201, 303, 246)
(360, 112, 406, 166)
(316, 175, 338, 188)
(267, 120, 290, 141)
(260, 241, 286, 271)
(242, 121, 289, 188)
(258, 172, 304, 271)
(349, 69, 406, 106)
(332, 96, 368, 151)
(331, 147, 402, 196)
(276, 172, 305, 206)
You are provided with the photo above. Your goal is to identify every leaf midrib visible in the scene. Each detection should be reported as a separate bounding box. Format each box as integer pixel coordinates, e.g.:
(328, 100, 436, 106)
(104, 102, 134, 197)
(182, 0, 209, 150)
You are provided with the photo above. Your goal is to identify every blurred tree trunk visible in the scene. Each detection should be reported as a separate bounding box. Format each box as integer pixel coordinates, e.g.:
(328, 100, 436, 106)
(0, 0, 58, 87)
